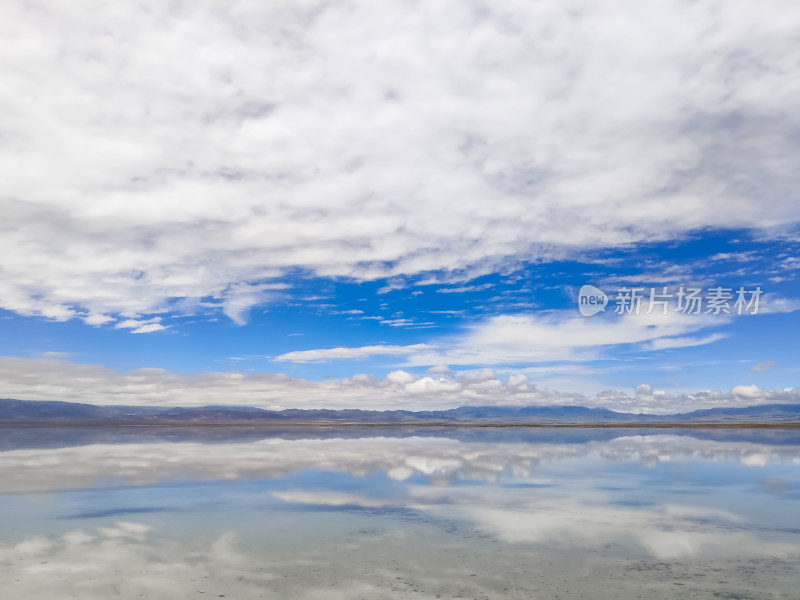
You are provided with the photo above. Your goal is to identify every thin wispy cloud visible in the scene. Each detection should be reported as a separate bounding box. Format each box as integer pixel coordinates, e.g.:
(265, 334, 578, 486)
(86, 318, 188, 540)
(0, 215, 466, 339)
(276, 310, 728, 366)
(276, 344, 430, 363)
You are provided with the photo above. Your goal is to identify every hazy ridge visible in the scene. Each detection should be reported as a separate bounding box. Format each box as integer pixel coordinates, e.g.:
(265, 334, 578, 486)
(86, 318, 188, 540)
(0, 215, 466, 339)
(1, 398, 799, 426)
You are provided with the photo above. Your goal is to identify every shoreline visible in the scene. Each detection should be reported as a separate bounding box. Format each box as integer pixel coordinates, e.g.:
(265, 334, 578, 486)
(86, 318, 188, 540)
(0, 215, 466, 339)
(1, 421, 799, 429)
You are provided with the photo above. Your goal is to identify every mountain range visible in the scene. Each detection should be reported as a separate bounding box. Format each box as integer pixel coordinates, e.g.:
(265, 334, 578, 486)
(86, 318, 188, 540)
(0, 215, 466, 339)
(1, 398, 799, 426)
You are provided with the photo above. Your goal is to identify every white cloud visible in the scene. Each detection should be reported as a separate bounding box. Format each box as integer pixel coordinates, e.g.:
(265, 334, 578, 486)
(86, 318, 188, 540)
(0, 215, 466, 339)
(436, 284, 494, 294)
(39, 351, 70, 359)
(646, 333, 727, 351)
(1, 0, 799, 322)
(385, 369, 417, 385)
(83, 313, 115, 326)
(276, 344, 430, 363)
(414, 310, 729, 365)
(458, 368, 498, 383)
(403, 376, 462, 395)
(425, 363, 454, 377)
(114, 317, 160, 329)
(751, 361, 775, 373)
(0, 355, 797, 413)
(279, 310, 725, 366)
(130, 323, 167, 334)
(113, 317, 167, 334)
(731, 384, 762, 398)
(506, 373, 528, 389)
(758, 295, 800, 314)
(221, 282, 289, 325)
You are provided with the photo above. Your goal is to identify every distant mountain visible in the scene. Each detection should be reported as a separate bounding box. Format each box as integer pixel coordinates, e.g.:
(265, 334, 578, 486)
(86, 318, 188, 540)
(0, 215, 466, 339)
(0, 398, 799, 426)
(676, 404, 800, 422)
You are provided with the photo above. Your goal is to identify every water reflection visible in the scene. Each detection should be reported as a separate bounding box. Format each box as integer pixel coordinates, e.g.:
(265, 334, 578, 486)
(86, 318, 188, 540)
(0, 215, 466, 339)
(0, 427, 798, 599)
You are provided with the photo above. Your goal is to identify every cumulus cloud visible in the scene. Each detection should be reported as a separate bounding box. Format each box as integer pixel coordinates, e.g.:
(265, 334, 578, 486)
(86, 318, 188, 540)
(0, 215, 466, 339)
(425, 364, 454, 377)
(731, 384, 762, 398)
(385, 369, 417, 385)
(1, 0, 799, 322)
(0, 355, 797, 413)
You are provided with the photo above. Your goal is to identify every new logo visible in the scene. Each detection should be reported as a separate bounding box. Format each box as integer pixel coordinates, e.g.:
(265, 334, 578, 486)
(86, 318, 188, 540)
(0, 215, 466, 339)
(577, 285, 608, 316)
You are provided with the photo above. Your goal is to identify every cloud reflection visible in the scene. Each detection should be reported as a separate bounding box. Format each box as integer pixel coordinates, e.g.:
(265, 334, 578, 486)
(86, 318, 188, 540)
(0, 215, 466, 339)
(0, 432, 799, 598)
(0, 433, 799, 495)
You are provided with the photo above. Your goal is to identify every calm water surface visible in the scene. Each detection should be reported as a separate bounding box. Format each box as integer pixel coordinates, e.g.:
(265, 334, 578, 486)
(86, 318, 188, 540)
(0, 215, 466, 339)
(0, 427, 798, 599)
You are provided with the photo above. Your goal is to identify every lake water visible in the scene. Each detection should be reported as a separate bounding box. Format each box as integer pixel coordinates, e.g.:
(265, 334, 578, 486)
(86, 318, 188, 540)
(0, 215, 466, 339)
(0, 426, 798, 599)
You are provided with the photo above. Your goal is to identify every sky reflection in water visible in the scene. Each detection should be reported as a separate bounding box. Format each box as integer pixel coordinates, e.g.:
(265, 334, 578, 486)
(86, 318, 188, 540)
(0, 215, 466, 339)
(0, 427, 798, 599)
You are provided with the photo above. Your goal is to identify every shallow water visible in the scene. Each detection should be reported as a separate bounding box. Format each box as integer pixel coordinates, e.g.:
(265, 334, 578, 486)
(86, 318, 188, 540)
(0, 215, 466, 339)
(0, 427, 798, 599)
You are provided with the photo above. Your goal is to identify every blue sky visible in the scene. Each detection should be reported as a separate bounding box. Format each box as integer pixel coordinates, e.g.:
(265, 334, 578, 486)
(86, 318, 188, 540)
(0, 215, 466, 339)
(0, 0, 798, 412)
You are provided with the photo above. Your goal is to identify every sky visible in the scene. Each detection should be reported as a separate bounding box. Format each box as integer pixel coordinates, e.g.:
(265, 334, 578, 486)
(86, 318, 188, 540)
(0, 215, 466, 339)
(0, 0, 799, 413)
